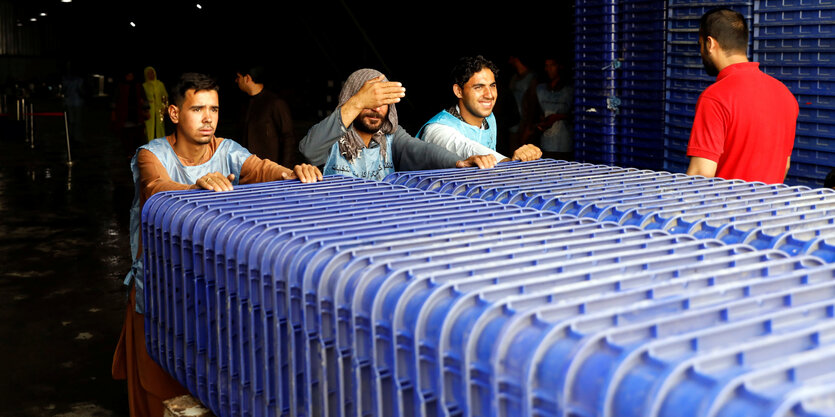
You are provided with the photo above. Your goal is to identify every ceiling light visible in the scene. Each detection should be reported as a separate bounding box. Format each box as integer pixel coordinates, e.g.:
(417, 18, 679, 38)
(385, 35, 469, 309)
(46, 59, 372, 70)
(30, 17, 37, 21)
(129, 21, 136, 27)
(40, 12, 47, 16)
(196, 3, 202, 9)
(61, 0, 72, 3)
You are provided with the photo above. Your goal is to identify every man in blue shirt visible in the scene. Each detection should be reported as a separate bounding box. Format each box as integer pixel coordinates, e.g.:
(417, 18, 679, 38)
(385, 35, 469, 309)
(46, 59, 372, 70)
(417, 55, 541, 163)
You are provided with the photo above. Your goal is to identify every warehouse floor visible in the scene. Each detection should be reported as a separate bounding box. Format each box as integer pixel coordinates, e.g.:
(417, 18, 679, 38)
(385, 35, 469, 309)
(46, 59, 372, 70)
(0, 102, 140, 417)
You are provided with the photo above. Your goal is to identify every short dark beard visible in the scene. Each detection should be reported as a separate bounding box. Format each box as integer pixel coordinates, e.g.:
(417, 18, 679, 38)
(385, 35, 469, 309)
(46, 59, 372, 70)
(702, 56, 719, 77)
(354, 112, 384, 134)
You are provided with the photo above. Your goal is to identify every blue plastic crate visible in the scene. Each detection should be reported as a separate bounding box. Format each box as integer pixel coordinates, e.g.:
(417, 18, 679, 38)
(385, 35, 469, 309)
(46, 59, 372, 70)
(756, 50, 835, 66)
(664, 151, 689, 166)
(757, 7, 835, 24)
(143, 153, 835, 417)
(575, 5, 617, 18)
(667, 30, 702, 44)
(796, 133, 835, 152)
(664, 158, 689, 173)
(621, 18, 667, 33)
(796, 124, 835, 145)
(787, 158, 833, 180)
(754, 36, 835, 50)
(666, 69, 713, 88)
(756, 21, 835, 38)
(370, 237, 717, 416)
(496, 254, 834, 417)
(757, 0, 835, 10)
(370, 234, 708, 416)
(793, 147, 835, 167)
(665, 109, 696, 130)
(618, 96, 666, 111)
(785, 174, 826, 188)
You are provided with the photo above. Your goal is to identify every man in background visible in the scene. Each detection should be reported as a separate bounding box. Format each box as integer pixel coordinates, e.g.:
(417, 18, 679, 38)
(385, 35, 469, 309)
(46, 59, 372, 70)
(236, 65, 297, 167)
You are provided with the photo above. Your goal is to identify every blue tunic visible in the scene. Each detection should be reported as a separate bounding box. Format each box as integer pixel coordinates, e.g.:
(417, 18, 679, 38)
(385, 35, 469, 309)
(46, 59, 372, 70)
(126, 137, 251, 313)
(322, 135, 395, 181)
(417, 109, 498, 151)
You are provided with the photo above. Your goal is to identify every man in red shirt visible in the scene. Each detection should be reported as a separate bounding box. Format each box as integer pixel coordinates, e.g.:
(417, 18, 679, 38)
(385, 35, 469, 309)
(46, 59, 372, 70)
(686, 7, 799, 184)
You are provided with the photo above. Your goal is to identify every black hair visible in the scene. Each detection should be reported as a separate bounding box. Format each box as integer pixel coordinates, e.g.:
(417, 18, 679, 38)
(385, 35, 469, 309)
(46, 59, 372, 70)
(171, 72, 219, 107)
(700, 7, 749, 55)
(451, 55, 499, 88)
(236, 65, 268, 85)
(825, 168, 835, 189)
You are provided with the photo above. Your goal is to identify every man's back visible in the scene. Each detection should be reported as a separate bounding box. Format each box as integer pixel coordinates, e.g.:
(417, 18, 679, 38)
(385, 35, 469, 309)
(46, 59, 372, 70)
(687, 62, 798, 183)
(243, 89, 295, 166)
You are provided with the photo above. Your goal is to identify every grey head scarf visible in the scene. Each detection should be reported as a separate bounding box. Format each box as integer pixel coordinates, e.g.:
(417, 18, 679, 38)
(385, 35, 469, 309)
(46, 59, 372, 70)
(337, 68, 399, 163)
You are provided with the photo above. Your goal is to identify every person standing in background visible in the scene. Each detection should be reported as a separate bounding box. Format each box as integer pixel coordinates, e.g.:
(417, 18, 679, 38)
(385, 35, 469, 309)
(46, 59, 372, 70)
(235, 65, 297, 167)
(142, 66, 168, 142)
(533, 55, 574, 161)
(112, 69, 149, 161)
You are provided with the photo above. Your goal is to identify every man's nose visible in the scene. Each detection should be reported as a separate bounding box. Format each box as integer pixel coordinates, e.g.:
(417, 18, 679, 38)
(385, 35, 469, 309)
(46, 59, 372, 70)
(202, 109, 213, 122)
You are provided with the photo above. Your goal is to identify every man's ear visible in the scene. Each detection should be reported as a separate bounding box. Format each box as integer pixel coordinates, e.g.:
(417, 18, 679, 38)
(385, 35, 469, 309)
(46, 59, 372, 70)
(705, 35, 718, 53)
(453, 84, 463, 99)
(168, 105, 179, 124)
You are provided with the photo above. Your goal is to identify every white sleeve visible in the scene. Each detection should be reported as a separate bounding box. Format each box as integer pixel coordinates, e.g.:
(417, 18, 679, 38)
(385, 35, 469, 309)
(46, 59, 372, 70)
(421, 123, 507, 161)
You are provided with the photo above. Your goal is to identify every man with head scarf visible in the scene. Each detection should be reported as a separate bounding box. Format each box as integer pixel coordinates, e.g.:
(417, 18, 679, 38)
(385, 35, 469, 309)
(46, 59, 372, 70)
(143, 66, 169, 142)
(299, 68, 496, 181)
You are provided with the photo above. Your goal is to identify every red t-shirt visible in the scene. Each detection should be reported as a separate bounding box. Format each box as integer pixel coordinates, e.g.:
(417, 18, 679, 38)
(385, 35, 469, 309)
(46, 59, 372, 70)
(687, 62, 799, 184)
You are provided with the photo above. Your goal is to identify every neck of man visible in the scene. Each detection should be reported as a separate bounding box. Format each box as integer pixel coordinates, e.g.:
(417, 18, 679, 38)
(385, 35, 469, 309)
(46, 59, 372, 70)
(457, 103, 485, 128)
(248, 83, 264, 96)
(715, 53, 749, 74)
(172, 131, 211, 166)
(355, 129, 374, 147)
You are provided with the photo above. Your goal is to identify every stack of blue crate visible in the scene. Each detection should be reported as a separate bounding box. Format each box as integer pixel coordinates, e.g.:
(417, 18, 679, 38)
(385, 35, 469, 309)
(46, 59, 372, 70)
(574, 0, 619, 165)
(384, 160, 835, 261)
(143, 176, 835, 417)
(664, 1, 753, 173)
(617, 0, 667, 171)
(754, 0, 835, 187)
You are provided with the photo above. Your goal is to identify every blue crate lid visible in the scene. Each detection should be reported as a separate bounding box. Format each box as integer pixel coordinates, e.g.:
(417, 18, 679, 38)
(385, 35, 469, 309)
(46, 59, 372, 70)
(757, 0, 835, 10)
(756, 50, 835, 67)
(621, 18, 667, 32)
(664, 158, 689, 173)
(795, 132, 835, 152)
(755, 21, 835, 39)
(754, 36, 834, 51)
(800, 118, 835, 144)
(757, 8, 835, 25)
(618, 95, 666, 110)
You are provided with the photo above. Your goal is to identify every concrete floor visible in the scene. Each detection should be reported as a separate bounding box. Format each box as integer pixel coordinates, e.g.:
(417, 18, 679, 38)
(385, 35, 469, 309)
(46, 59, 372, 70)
(0, 99, 135, 417)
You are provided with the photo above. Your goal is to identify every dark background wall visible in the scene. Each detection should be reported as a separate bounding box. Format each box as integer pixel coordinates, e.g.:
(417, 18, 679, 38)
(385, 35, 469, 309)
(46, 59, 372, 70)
(0, 0, 573, 134)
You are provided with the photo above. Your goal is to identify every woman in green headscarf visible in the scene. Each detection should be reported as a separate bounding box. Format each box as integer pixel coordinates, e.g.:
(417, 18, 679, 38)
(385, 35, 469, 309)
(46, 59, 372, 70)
(142, 66, 168, 141)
